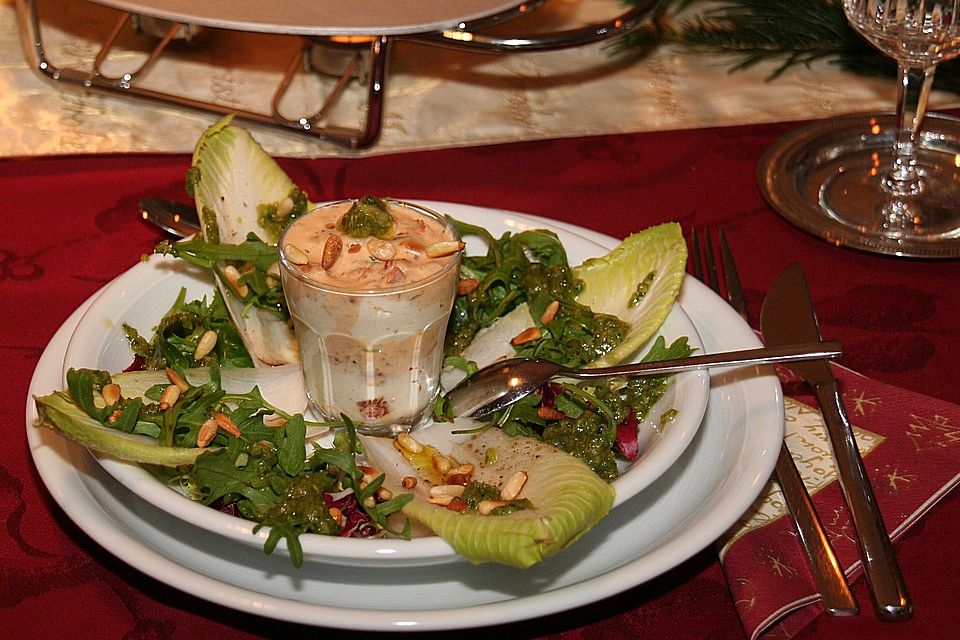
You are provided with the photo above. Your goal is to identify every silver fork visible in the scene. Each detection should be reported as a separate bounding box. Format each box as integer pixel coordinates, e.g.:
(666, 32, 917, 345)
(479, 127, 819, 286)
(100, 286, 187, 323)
(690, 229, 859, 617)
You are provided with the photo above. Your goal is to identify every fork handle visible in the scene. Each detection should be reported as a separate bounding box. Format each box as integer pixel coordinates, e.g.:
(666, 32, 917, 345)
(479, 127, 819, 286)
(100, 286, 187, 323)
(775, 444, 858, 616)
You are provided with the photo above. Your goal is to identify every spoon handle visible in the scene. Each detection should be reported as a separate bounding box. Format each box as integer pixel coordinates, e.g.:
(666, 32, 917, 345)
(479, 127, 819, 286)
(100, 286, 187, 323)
(562, 341, 842, 379)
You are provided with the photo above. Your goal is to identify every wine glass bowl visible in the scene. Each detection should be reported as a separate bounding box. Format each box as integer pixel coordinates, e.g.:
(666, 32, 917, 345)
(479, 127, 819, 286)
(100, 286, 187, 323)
(844, 0, 960, 66)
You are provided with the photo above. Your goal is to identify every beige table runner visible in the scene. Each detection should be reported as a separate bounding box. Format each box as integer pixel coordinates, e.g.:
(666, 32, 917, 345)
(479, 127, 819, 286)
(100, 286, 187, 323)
(2, 0, 956, 158)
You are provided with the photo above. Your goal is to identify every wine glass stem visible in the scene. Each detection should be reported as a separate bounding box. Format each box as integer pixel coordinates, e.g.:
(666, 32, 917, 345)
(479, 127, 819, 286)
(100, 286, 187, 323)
(882, 63, 937, 197)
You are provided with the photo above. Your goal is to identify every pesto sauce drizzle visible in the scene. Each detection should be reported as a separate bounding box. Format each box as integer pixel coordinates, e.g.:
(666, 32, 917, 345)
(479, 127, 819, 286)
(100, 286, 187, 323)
(447, 252, 630, 368)
(337, 195, 395, 239)
(629, 271, 656, 307)
(544, 371, 676, 481)
(184, 166, 200, 198)
(256, 188, 309, 244)
(461, 481, 533, 515)
(200, 205, 220, 244)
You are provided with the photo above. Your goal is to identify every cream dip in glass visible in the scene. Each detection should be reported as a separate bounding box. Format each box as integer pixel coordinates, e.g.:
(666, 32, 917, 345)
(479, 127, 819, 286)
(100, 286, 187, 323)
(278, 197, 461, 435)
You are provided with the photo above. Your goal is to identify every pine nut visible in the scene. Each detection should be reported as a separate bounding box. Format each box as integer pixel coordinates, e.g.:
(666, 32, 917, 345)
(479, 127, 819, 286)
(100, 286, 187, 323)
(367, 238, 396, 261)
(500, 471, 528, 501)
(321, 234, 343, 270)
(396, 432, 423, 454)
(158, 384, 181, 410)
(432, 453, 455, 474)
(446, 474, 471, 486)
(457, 278, 481, 295)
(537, 406, 565, 421)
(541, 300, 560, 325)
(448, 464, 475, 477)
(401, 476, 418, 489)
(277, 196, 294, 218)
(478, 499, 510, 516)
(429, 484, 465, 498)
(376, 487, 394, 502)
(445, 497, 469, 512)
(284, 243, 309, 265)
(425, 240, 465, 258)
(363, 495, 377, 508)
(165, 367, 189, 392)
(399, 239, 424, 256)
(193, 329, 218, 361)
(222, 265, 249, 297)
(196, 418, 218, 447)
(213, 412, 241, 437)
(427, 495, 454, 506)
(101, 383, 121, 406)
(359, 465, 379, 485)
(510, 327, 542, 346)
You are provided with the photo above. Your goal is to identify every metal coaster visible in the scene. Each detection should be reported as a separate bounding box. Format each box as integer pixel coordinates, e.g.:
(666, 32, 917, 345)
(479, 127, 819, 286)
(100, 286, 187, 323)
(758, 112, 960, 259)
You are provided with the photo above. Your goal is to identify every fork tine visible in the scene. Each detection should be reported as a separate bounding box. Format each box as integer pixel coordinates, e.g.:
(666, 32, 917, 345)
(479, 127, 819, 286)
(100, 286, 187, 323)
(702, 229, 721, 294)
(719, 228, 749, 323)
(691, 228, 705, 283)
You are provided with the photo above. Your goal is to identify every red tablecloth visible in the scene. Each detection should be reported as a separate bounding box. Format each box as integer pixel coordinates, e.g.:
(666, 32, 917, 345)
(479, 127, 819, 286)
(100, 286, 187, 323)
(3, 120, 959, 639)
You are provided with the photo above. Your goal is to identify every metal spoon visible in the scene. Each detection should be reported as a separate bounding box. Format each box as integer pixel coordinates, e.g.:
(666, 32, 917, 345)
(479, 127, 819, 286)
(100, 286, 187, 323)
(139, 198, 201, 238)
(445, 340, 842, 418)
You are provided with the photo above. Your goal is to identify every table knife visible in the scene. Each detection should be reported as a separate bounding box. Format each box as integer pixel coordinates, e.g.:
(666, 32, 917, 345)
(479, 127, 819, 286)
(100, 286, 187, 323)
(759, 263, 911, 621)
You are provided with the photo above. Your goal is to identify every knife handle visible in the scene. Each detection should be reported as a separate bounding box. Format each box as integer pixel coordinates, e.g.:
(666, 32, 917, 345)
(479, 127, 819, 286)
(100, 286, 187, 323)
(774, 445, 859, 616)
(813, 381, 913, 621)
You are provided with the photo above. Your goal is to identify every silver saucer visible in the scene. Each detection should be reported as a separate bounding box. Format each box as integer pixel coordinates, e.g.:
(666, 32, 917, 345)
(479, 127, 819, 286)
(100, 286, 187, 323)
(758, 112, 960, 259)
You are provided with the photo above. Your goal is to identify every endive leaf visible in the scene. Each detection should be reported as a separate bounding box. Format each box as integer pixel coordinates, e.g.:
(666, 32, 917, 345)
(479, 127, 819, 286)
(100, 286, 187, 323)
(362, 422, 615, 568)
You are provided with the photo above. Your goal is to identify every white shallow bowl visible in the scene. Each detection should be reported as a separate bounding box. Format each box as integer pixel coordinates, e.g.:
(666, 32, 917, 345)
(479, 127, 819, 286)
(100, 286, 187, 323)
(58, 203, 708, 567)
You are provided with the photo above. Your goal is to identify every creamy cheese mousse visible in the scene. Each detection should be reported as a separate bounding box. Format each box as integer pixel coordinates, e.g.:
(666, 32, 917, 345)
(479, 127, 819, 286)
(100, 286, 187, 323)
(278, 197, 462, 435)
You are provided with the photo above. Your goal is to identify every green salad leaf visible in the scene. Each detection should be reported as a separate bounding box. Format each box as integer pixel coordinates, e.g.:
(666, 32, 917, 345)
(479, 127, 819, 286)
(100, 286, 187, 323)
(188, 116, 308, 366)
(34, 390, 207, 466)
(574, 222, 687, 367)
(361, 423, 615, 568)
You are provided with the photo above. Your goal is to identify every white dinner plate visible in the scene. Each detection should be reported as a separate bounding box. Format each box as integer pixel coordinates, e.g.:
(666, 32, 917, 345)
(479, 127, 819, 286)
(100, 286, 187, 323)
(59, 203, 709, 567)
(92, 0, 529, 35)
(26, 208, 783, 631)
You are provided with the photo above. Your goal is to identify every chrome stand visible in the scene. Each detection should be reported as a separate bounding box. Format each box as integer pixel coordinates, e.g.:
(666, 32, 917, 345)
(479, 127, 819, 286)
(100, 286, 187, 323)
(16, 0, 658, 149)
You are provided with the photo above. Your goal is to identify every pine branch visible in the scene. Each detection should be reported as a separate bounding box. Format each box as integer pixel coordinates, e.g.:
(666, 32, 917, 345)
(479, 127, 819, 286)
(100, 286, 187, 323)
(616, 0, 960, 96)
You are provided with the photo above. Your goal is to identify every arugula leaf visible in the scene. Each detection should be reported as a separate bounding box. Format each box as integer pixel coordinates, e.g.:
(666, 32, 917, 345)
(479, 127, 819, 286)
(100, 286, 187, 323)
(276, 414, 307, 476)
(65, 368, 112, 421)
(123, 287, 253, 370)
(155, 235, 288, 320)
(445, 224, 627, 370)
(156, 233, 278, 271)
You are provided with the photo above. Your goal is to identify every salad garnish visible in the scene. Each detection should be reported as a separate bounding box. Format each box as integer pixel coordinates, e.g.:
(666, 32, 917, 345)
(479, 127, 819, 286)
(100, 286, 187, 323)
(36, 365, 411, 567)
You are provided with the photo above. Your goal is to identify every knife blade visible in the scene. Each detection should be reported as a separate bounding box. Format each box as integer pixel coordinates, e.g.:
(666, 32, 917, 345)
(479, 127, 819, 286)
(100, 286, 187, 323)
(760, 263, 911, 621)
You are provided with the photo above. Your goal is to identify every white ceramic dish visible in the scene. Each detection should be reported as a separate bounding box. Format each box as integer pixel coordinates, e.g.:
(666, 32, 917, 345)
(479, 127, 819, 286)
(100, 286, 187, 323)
(26, 236, 783, 630)
(92, 0, 529, 35)
(59, 203, 709, 567)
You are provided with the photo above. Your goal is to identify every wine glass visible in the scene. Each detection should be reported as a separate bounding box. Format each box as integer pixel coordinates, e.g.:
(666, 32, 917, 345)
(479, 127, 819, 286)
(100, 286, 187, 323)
(759, 0, 960, 257)
(843, 0, 960, 234)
